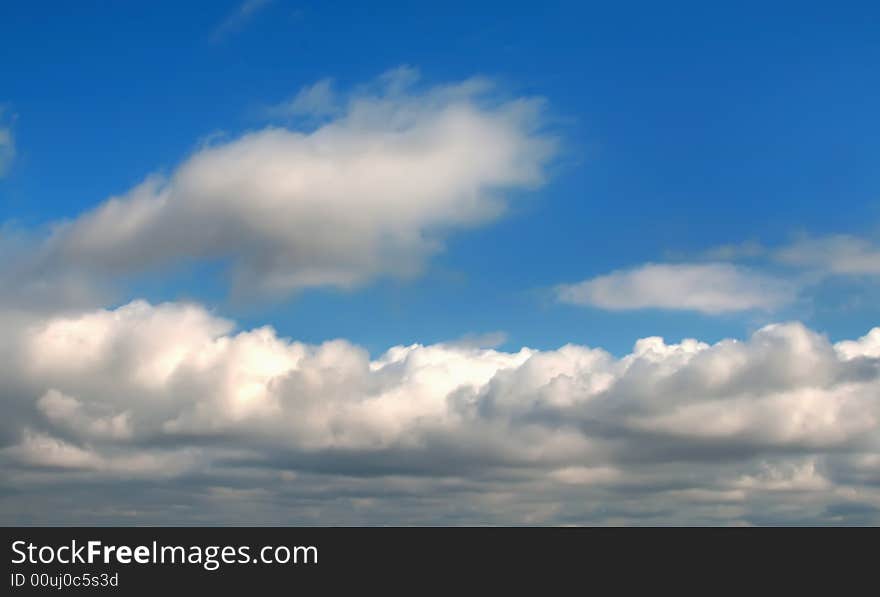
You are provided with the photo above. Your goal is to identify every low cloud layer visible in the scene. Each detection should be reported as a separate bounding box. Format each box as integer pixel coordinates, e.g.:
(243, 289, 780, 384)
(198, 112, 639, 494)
(2, 300, 880, 524)
(556, 263, 797, 314)
(40, 71, 554, 298)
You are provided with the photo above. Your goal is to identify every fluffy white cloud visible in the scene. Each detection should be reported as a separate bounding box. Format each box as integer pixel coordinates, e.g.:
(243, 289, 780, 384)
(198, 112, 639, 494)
(835, 327, 880, 360)
(556, 263, 797, 314)
(2, 300, 880, 524)
(43, 71, 555, 297)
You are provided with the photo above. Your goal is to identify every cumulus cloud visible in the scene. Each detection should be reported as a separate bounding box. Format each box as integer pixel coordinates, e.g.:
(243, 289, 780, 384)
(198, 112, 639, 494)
(41, 71, 554, 298)
(2, 299, 880, 524)
(556, 263, 797, 314)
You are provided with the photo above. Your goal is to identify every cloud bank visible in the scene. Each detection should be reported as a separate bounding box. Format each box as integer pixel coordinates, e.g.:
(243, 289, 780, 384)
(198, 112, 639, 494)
(3, 300, 880, 524)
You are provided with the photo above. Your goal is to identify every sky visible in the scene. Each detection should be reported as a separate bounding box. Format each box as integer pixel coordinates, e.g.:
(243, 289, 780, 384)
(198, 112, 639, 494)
(1, 0, 880, 525)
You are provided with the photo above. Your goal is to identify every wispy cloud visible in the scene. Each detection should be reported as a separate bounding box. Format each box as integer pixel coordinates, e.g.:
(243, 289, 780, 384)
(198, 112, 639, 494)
(0, 105, 15, 178)
(210, 0, 274, 43)
(775, 234, 880, 276)
(262, 78, 339, 121)
(697, 233, 880, 278)
(0, 128, 13, 178)
(557, 263, 797, 314)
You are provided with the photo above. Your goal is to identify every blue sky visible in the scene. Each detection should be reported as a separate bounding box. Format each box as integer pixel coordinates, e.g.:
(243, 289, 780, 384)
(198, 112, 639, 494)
(4, 1, 880, 526)
(3, 0, 879, 355)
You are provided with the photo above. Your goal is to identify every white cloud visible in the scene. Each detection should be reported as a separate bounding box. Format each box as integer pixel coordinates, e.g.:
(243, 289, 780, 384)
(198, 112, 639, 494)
(11, 300, 877, 454)
(834, 327, 880, 360)
(43, 72, 555, 298)
(775, 234, 880, 276)
(2, 299, 880, 523)
(556, 263, 797, 314)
